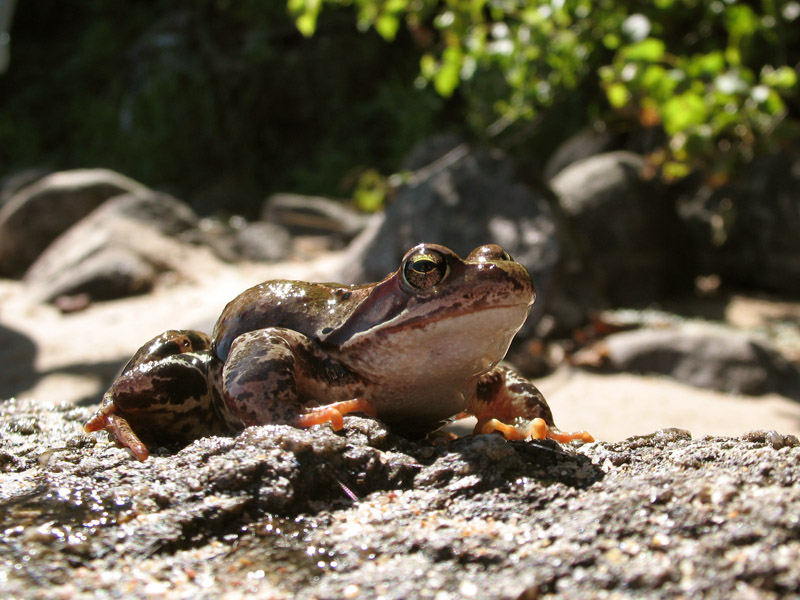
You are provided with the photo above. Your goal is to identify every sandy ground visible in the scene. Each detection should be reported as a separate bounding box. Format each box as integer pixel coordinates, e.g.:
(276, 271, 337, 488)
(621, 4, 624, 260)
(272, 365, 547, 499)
(1, 248, 799, 444)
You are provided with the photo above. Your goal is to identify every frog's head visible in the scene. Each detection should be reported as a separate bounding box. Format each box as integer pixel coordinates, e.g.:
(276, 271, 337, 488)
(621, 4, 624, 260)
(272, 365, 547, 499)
(325, 243, 535, 382)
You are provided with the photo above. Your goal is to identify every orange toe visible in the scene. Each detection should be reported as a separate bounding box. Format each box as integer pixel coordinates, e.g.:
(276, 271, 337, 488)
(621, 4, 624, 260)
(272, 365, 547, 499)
(295, 398, 377, 431)
(546, 428, 595, 444)
(476, 416, 593, 445)
(84, 411, 150, 461)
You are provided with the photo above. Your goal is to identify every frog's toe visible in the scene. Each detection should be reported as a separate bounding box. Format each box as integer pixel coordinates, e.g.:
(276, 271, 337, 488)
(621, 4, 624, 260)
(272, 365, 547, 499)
(84, 410, 151, 461)
(474, 416, 539, 440)
(295, 398, 377, 431)
(545, 427, 595, 444)
(475, 417, 594, 444)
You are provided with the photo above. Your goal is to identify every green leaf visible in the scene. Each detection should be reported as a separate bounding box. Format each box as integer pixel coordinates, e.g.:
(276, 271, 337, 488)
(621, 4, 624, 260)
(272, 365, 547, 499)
(725, 46, 741, 68)
(762, 65, 798, 89)
(689, 51, 726, 77)
(660, 92, 709, 135)
(420, 54, 437, 79)
(762, 89, 786, 116)
(433, 46, 463, 97)
(354, 187, 386, 212)
(289, 0, 320, 37)
(640, 64, 678, 100)
(620, 38, 666, 62)
(663, 160, 691, 180)
(603, 33, 621, 50)
(606, 82, 630, 108)
(375, 13, 400, 40)
(725, 5, 758, 39)
(598, 65, 616, 83)
(434, 63, 460, 97)
(295, 12, 318, 37)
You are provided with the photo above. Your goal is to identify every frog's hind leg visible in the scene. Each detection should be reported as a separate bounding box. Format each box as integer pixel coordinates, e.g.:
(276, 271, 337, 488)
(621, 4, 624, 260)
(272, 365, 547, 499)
(468, 366, 594, 444)
(84, 330, 223, 461)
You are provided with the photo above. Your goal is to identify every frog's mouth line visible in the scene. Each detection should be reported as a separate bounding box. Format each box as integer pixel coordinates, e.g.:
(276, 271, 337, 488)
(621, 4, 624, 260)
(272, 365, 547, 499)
(336, 301, 532, 344)
(393, 300, 532, 329)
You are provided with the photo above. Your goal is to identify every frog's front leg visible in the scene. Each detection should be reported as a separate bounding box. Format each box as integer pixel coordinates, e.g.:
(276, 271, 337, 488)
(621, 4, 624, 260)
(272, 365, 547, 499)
(84, 330, 231, 460)
(219, 328, 375, 430)
(467, 366, 594, 444)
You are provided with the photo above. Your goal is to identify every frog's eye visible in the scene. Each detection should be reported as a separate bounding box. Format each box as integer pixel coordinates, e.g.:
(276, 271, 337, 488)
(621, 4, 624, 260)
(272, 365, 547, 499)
(403, 250, 448, 290)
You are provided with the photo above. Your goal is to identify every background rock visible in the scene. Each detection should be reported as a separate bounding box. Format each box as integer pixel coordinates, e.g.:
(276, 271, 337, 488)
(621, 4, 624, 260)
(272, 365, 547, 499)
(0, 323, 37, 400)
(551, 151, 693, 306)
(262, 193, 370, 248)
(0, 169, 149, 277)
(679, 150, 800, 295)
(24, 191, 201, 303)
(542, 126, 619, 182)
(229, 221, 293, 262)
(574, 324, 800, 398)
(0, 168, 51, 209)
(190, 219, 293, 264)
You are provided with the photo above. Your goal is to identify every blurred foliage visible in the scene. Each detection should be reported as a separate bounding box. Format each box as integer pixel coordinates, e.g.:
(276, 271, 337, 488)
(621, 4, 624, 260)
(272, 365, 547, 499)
(290, 0, 800, 182)
(0, 0, 452, 214)
(1, 1, 798, 216)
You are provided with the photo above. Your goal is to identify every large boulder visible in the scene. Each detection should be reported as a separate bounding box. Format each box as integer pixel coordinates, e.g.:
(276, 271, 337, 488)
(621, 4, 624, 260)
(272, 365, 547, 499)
(551, 151, 692, 306)
(0, 169, 149, 277)
(24, 191, 201, 303)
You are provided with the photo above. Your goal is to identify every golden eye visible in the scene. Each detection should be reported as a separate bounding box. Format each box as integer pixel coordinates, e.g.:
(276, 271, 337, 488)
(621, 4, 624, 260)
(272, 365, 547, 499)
(402, 250, 448, 289)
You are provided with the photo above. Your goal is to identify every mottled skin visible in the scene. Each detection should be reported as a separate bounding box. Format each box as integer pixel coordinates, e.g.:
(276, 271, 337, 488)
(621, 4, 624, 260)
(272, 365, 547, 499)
(85, 244, 592, 460)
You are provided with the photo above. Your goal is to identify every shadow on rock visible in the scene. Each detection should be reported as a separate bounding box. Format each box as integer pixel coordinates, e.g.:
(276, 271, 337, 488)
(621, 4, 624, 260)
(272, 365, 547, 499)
(0, 323, 37, 399)
(414, 434, 603, 493)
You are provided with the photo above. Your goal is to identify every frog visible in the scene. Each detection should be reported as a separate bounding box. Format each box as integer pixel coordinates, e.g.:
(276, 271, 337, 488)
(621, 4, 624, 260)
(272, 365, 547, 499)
(84, 243, 593, 460)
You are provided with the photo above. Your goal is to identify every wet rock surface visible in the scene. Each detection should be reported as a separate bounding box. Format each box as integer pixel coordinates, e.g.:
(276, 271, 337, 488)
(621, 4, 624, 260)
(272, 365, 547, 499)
(2, 398, 799, 599)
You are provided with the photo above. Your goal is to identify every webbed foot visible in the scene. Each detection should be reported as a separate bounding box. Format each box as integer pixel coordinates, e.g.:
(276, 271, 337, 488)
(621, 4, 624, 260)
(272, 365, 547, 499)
(469, 365, 594, 445)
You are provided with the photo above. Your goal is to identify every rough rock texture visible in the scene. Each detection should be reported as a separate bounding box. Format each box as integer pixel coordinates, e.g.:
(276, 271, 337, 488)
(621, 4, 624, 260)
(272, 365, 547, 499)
(0, 169, 149, 277)
(341, 142, 560, 325)
(23, 191, 201, 303)
(2, 397, 799, 599)
(551, 151, 692, 306)
(574, 324, 800, 399)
